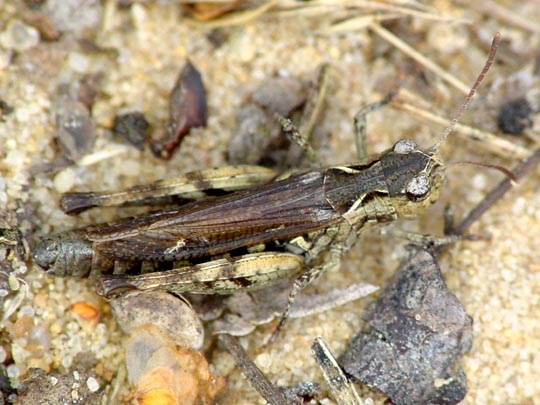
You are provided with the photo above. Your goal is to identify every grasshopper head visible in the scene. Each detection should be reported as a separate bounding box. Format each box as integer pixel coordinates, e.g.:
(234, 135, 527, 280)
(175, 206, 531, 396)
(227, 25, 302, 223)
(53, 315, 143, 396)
(33, 230, 93, 277)
(378, 34, 502, 219)
(380, 139, 445, 219)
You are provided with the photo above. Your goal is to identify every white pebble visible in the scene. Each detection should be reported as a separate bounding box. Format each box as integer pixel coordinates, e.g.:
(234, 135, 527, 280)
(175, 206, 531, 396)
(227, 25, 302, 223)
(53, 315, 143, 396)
(61, 354, 73, 369)
(53, 167, 76, 193)
(67, 52, 91, 73)
(18, 305, 35, 317)
(427, 25, 467, 54)
(471, 173, 487, 190)
(6, 364, 20, 378)
(131, 3, 148, 30)
(254, 352, 272, 371)
(8, 274, 20, 291)
(86, 377, 100, 392)
(118, 159, 141, 177)
(4, 149, 25, 169)
(0, 20, 40, 52)
(15, 107, 31, 123)
(512, 196, 527, 215)
(0, 49, 12, 69)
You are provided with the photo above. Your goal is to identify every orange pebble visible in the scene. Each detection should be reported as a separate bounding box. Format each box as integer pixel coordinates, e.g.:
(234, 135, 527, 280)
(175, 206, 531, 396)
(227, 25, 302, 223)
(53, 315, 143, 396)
(70, 301, 99, 322)
(137, 388, 177, 405)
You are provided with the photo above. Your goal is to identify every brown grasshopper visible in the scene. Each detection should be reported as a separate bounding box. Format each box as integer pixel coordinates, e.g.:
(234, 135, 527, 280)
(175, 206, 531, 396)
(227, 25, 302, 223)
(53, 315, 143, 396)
(34, 35, 501, 339)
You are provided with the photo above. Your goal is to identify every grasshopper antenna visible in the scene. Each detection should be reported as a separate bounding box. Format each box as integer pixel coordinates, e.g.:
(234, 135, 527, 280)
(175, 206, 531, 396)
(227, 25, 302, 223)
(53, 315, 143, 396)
(447, 161, 518, 183)
(430, 32, 501, 153)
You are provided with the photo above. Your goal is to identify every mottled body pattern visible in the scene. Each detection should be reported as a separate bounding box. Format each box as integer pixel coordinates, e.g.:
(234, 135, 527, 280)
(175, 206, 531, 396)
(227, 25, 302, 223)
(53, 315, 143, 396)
(35, 141, 444, 298)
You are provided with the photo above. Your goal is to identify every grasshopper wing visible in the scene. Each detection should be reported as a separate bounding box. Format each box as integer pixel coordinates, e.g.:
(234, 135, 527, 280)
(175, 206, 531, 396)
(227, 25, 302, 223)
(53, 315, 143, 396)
(88, 171, 340, 261)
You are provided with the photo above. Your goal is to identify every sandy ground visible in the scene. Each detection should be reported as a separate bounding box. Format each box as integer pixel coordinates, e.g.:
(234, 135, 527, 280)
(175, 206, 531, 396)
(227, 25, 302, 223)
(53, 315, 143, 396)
(1, 1, 539, 404)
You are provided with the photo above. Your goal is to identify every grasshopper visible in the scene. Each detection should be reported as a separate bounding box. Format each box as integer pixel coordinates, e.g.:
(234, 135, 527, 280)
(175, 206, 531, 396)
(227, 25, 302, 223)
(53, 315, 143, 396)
(34, 35, 501, 340)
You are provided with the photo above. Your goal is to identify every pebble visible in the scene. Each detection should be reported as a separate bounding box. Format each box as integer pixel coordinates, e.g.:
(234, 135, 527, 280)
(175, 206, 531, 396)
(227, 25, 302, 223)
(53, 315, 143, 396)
(0, 346, 6, 363)
(28, 326, 52, 352)
(0, 49, 12, 69)
(254, 352, 272, 372)
(66, 52, 92, 74)
(53, 167, 76, 194)
(109, 290, 204, 349)
(7, 364, 20, 379)
(427, 24, 468, 54)
(0, 20, 40, 52)
(113, 112, 150, 151)
(86, 376, 99, 393)
(42, 0, 102, 36)
(55, 95, 96, 161)
(125, 325, 225, 404)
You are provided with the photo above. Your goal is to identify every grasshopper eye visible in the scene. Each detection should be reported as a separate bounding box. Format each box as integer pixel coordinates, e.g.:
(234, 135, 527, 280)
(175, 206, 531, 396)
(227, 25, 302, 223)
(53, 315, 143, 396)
(393, 139, 417, 154)
(406, 174, 430, 201)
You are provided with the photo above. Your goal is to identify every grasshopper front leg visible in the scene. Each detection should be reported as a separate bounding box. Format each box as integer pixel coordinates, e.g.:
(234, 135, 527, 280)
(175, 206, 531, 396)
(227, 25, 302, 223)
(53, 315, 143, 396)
(354, 89, 399, 160)
(267, 222, 358, 345)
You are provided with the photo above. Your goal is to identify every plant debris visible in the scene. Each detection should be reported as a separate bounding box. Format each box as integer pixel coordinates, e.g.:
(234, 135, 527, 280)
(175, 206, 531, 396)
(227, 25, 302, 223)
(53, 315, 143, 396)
(208, 280, 377, 336)
(340, 246, 473, 405)
(0, 100, 14, 120)
(151, 60, 207, 160)
(218, 333, 289, 405)
(181, 1, 240, 22)
(22, 9, 60, 41)
(312, 337, 362, 405)
(497, 97, 533, 135)
(113, 112, 150, 151)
